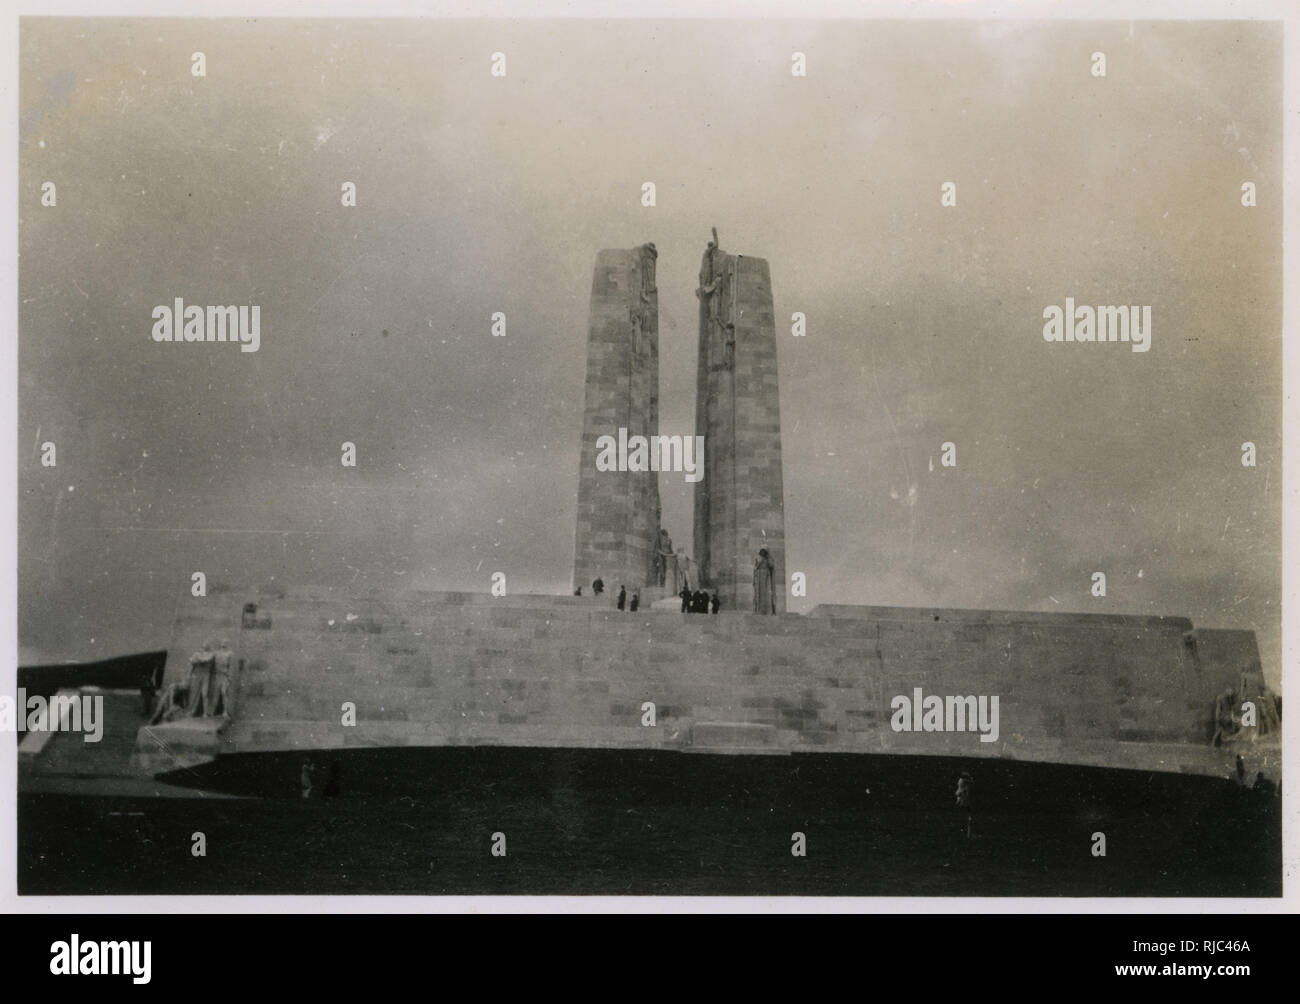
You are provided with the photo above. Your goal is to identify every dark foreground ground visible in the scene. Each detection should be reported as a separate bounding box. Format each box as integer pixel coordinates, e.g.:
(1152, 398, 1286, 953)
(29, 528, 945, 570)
(19, 747, 1280, 896)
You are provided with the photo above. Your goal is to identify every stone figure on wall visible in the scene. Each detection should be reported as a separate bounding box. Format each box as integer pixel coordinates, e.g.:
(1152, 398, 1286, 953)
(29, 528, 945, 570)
(638, 242, 658, 299)
(631, 242, 658, 355)
(674, 549, 697, 593)
(654, 529, 676, 588)
(697, 228, 736, 371)
(1211, 686, 1240, 747)
(148, 681, 190, 725)
(211, 639, 233, 717)
(753, 548, 777, 615)
(1211, 672, 1282, 747)
(185, 641, 216, 716)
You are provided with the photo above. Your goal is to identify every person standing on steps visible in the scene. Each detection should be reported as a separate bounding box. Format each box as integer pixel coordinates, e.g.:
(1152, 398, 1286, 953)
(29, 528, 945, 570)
(752, 548, 777, 615)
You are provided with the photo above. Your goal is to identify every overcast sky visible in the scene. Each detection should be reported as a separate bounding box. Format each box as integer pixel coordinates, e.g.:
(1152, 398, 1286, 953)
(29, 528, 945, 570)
(17, 18, 1282, 683)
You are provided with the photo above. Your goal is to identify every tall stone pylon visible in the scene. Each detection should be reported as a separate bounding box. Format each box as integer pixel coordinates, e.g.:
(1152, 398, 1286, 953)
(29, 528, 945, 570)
(573, 243, 661, 596)
(693, 230, 786, 612)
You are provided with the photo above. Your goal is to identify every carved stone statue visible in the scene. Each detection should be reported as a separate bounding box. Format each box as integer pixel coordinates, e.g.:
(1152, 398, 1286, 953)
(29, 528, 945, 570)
(638, 242, 658, 298)
(185, 641, 217, 716)
(629, 243, 658, 354)
(696, 228, 735, 371)
(149, 681, 190, 724)
(674, 548, 697, 593)
(211, 639, 233, 717)
(1212, 686, 1240, 747)
(654, 529, 675, 588)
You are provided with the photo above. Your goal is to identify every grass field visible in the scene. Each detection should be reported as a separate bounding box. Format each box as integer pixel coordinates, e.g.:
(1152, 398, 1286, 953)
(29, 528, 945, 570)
(17, 747, 1280, 897)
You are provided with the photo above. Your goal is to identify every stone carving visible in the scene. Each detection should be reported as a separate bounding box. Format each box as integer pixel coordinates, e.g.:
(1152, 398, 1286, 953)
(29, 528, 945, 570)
(674, 548, 697, 593)
(632, 241, 658, 354)
(148, 682, 189, 724)
(1211, 671, 1281, 746)
(697, 227, 735, 371)
(654, 529, 675, 588)
(210, 639, 233, 716)
(638, 241, 657, 297)
(752, 548, 777, 615)
(147, 638, 235, 724)
(185, 641, 217, 716)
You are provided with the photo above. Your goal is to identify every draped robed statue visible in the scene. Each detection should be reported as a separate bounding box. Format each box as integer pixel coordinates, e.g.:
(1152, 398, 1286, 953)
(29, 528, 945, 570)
(654, 529, 676, 588)
(674, 548, 697, 594)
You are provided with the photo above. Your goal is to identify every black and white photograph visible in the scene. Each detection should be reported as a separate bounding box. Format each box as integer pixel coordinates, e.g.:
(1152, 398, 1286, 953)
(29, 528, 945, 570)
(6, 0, 1293, 911)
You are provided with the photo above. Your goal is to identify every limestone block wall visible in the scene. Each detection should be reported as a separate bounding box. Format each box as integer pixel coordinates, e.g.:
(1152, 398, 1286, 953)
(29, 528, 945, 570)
(205, 589, 1252, 780)
(693, 250, 785, 612)
(573, 246, 660, 596)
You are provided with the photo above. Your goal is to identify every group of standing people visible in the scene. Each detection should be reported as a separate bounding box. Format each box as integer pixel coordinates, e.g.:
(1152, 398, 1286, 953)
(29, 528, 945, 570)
(581, 532, 778, 616)
(680, 587, 719, 614)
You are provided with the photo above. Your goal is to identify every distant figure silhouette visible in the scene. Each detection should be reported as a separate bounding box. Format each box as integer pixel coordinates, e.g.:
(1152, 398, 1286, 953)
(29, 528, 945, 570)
(630, 591, 640, 612)
(617, 586, 626, 611)
(574, 586, 583, 596)
(692, 590, 708, 613)
(752, 548, 777, 614)
(301, 757, 316, 800)
(711, 593, 720, 614)
(592, 578, 604, 596)
(955, 771, 973, 839)
(680, 587, 691, 612)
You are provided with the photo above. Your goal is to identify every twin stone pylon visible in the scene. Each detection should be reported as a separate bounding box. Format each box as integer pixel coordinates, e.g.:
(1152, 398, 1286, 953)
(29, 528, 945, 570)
(573, 234, 785, 613)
